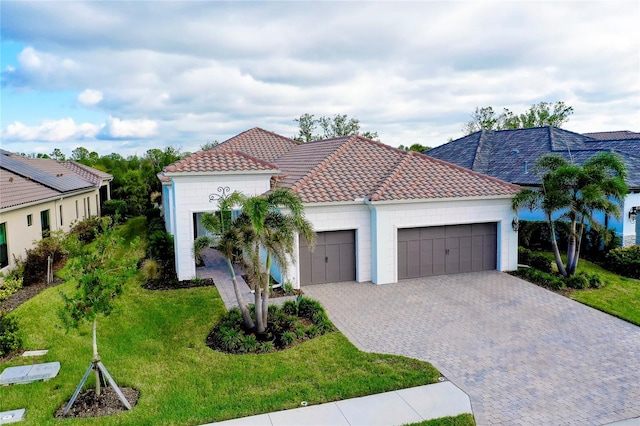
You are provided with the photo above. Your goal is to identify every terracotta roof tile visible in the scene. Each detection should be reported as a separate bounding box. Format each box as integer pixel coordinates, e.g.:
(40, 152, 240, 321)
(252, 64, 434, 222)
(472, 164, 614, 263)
(164, 150, 278, 173)
(215, 127, 299, 162)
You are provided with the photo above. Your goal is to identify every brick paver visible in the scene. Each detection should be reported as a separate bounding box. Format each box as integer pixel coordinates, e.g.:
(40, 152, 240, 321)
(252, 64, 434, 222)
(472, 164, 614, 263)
(303, 271, 640, 426)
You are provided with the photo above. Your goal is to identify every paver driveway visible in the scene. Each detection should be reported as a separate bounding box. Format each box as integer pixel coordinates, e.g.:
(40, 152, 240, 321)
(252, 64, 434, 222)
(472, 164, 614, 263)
(302, 271, 640, 426)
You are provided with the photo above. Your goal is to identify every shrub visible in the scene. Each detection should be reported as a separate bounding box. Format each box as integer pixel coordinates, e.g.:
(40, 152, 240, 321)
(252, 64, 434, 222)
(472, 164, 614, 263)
(69, 216, 111, 244)
(513, 267, 565, 291)
(518, 247, 553, 273)
(0, 312, 22, 357)
(23, 234, 67, 286)
(604, 245, 640, 279)
(565, 274, 589, 289)
(102, 199, 128, 221)
(0, 275, 23, 302)
(297, 298, 324, 320)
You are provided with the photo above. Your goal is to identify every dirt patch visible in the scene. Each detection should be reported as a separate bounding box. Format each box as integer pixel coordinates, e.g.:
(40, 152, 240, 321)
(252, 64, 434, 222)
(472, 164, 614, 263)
(143, 277, 215, 291)
(0, 276, 65, 313)
(54, 387, 139, 419)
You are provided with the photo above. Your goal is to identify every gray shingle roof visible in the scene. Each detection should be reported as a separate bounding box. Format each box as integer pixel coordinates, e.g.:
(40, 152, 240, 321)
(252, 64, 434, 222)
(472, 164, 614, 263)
(426, 126, 640, 189)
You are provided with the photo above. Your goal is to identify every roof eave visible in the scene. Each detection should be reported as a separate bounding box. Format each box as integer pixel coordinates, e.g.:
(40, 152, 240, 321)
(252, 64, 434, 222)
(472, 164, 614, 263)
(365, 194, 517, 206)
(163, 169, 280, 178)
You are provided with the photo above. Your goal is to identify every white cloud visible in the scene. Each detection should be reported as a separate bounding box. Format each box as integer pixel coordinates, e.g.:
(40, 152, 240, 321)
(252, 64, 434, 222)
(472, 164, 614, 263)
(99, 116, 158, 139)
(3, 118, 99, 142)
(77, 89, 103, 106)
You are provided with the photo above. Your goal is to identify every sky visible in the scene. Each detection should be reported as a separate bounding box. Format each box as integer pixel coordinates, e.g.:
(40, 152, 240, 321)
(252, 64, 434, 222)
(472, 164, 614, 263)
(1, 1, 639, 158)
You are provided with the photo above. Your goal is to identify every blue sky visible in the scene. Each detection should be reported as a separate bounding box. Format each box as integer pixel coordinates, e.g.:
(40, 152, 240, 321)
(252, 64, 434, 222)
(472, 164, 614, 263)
(1, 1, 639, 158)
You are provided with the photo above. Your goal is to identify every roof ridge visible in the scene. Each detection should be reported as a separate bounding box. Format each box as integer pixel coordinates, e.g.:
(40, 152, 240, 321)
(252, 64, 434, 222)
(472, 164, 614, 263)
(369, 151, 416, 201)
(290, 136, 358, 192)
(471, 130, 490, 172)
(217, 127, 300, 150)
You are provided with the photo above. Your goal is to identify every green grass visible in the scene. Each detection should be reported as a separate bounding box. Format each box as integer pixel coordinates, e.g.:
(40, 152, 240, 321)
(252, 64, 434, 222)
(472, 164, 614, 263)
(1, 231, 441, 425)
(406, 413, 476, 426)
(536, 252, 640, 326)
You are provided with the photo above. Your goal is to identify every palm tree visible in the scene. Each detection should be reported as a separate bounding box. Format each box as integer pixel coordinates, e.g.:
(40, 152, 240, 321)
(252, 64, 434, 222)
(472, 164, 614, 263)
(239, 188, 316, 333)
(512, 152, 627, 277)
(196, 188, 315, 332)
(195, 191, 254, 329)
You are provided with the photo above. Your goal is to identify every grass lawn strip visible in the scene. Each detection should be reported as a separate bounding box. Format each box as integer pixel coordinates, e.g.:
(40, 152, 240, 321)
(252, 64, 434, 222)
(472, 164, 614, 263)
(1, 268, 440, 424)
(537, 252, 640, 326)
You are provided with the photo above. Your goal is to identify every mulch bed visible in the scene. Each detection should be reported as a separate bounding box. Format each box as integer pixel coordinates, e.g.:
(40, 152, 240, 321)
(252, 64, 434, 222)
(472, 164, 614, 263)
(142, 278, 215, 290)
(241, 274, 303, 298)
(54, 387, 140, 418)
(0, 276, 65, 313)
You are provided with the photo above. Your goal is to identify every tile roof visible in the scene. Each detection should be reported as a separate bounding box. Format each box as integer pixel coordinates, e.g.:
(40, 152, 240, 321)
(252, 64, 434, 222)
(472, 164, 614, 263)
(583, 130, 640, 140)
(426, 126, 640, 189)
(0, 169, 60, 210)
(0, 151, 111, 210)
(214, 127, 299, 163)
(163, 150, 278, 173)
(162, 130, 519, 203)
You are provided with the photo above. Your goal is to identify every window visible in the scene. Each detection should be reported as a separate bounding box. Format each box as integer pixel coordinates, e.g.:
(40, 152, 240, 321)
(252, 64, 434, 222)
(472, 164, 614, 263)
(41, 209, 50, 238)
(27, 214, 33, 226)
(75, 200, 79, 219)
(0, 223, 8, 268)
(83, 198, 87, 218)
(59, 205, 64, 227)
(87, 196, 91, 217)
(96, 194, 99, 216)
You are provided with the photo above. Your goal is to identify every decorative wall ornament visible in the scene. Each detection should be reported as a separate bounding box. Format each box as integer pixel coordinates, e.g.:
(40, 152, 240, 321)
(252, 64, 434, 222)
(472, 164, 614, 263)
(209, 186, 231, 203)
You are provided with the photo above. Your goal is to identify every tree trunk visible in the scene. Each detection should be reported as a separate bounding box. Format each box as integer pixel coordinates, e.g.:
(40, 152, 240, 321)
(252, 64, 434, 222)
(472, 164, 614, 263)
(569, 220, 586, 275)
(254, 284, 264, 333)
(548, 215, 568, 277)
(226, 258, 254, 330)
(92, 320, 101, 397)
(262, 255, 271, 327)
(566, 219, 577, 276)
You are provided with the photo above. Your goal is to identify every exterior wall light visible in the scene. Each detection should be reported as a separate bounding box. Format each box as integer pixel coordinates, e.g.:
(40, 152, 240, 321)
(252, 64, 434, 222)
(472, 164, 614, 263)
(512, 217, 520, 232)
(630, 207, 638, 223)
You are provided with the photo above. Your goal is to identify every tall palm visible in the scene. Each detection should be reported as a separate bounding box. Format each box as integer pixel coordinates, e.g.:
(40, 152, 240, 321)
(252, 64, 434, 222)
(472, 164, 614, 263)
(195, 191, 254, 328)
(512, 152, 627, 277)
(240, 188, 315, 333)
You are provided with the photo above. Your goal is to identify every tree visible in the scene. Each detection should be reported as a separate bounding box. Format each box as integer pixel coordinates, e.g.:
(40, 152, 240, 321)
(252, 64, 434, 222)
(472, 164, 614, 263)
(293, 113, 379, 142)
(398, 143, 431, 153)
(59, 219, 140, 414)
(512, 152, 627, 277)
(49, 148, 66, 161)
(463, 101, 574, 135)
(201, 140, 219, 150)
(196, 189, 315, 333)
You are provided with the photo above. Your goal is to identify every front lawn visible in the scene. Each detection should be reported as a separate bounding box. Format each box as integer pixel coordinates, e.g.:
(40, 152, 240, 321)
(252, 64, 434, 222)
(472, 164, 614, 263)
(536, 253, 640, 326)
(1, 276, 440, 425)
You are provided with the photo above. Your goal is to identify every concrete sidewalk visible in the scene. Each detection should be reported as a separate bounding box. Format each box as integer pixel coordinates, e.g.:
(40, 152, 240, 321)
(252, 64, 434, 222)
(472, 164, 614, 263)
(203, 381, 472, 426)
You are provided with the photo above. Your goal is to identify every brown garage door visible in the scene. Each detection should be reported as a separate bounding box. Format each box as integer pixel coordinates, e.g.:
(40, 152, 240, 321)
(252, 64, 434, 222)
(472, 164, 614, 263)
(398, 223, 496, 279)
(300, 230, 356, 285)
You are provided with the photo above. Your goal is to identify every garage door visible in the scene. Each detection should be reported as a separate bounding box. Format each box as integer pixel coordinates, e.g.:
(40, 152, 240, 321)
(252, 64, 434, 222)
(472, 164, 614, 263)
(299, 230, 356, 285)
(398, 223, 496, 279)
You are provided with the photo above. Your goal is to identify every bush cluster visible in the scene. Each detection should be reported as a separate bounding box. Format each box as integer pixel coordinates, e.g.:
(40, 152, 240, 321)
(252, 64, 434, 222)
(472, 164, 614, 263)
(22, 234, 67, 286)
(208, 297, 335, 354)
(141, 208, 179, 287)
(0, 312, 22, 357)
(604, 245, 640, 279)
(0, 275, 23, 303)
(513, 265, 604, 290)
(101, 199, 128, 222)
(518, 247, 553, 273)
(69, 216, 111, 244)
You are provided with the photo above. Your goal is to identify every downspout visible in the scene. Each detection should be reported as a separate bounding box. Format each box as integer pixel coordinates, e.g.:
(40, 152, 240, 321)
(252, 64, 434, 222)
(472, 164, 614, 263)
(364, 198, 378, 284)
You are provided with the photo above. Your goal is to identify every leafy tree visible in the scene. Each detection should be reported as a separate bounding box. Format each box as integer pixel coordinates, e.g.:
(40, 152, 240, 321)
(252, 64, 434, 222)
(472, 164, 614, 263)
(293, 113, 379, 142)
(512, 152, 627, 277)
(201, 140, 220, 150)
(71, 147, 90, 162)
(49, 148, 66, 161)
(398, 143, 431, 153)
(59, 219, 140, 412)
(463, 101, 574, 134)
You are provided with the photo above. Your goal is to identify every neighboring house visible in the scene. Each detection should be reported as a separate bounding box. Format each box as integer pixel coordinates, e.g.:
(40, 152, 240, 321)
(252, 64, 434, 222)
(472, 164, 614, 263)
(159, 128, 520, 286)
(0, 150, 113, 273)
(425, 126, 640, 247)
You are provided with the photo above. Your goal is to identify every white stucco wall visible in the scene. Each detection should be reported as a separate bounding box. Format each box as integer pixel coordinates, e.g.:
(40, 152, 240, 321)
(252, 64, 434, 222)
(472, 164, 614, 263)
(622, 192, 640, 246)
(167, 172, 273, 280)
(368, 196, 518, 284)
